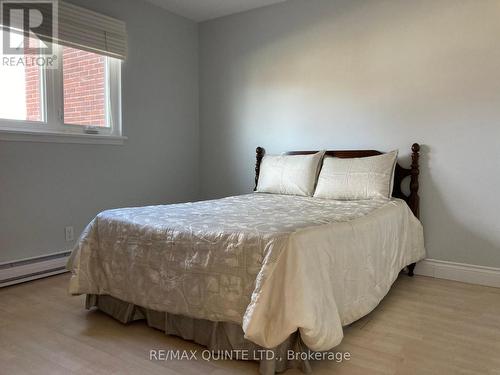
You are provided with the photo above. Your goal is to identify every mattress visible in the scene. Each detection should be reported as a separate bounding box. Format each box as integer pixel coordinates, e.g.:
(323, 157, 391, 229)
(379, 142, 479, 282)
(67, 193, 425, 351)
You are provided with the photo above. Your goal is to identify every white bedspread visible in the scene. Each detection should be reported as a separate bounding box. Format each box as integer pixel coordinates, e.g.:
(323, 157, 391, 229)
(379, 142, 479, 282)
(67, 193, 425, 351)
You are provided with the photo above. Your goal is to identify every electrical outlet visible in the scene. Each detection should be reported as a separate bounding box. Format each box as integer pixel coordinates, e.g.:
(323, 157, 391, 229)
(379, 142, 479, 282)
(65, 226, 74, 242)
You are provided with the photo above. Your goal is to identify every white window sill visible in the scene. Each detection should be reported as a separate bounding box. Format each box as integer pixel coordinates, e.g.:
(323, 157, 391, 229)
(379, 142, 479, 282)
(0, 129, 127, 145)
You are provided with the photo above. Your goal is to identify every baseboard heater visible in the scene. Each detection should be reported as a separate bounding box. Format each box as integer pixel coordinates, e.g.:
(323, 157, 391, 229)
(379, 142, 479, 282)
(0, 251, 71, 288)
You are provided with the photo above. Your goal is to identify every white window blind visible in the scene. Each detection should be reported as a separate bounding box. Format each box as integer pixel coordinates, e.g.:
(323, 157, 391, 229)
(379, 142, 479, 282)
(1, 1, 127, 60)
(57, 1, 127, 60)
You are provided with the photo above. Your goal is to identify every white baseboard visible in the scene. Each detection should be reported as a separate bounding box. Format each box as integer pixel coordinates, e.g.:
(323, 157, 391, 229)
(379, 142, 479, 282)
(415, 259, 500, 288)
(0, 251, 71, 288)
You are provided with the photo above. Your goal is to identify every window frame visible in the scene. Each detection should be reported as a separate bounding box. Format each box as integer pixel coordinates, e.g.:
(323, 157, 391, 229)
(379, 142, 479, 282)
(0, 44, 125, 145)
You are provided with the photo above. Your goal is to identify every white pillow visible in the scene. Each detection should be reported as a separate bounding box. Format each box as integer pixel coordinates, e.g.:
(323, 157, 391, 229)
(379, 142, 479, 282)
(313, 150, 398, 200)
(257, 151, 325, 196)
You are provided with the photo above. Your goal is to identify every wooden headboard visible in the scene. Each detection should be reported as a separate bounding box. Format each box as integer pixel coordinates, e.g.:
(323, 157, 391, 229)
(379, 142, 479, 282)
(254, 144, 421, 219)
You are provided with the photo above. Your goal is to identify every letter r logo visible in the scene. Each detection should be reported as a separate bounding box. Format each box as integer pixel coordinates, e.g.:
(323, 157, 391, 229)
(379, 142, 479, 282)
(1, 0, 57, 55)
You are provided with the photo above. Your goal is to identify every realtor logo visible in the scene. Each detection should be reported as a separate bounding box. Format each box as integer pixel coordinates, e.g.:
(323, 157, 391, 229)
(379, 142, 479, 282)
(1, 0, 57, 55)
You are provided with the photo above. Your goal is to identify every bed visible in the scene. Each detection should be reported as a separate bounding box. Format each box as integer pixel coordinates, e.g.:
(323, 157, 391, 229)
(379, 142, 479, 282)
(67, 144, 425, 374)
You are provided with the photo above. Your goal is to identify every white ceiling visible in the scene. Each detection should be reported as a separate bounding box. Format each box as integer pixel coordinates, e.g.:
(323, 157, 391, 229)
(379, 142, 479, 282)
(145, 0, 287, 22)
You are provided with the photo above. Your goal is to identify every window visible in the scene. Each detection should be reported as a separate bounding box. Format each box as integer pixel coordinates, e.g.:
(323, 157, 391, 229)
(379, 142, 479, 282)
(0, 39, 122, 142)
(0, 1, 126, 144)
(0, 34, 44, 123)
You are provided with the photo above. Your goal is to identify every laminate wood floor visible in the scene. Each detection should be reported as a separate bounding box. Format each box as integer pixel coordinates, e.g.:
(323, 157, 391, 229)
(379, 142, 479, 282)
(1, 274, 499, 375)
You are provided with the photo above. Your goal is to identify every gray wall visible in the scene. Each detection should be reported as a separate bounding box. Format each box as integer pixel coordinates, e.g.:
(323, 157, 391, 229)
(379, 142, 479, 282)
(0, 0, 199, 262)
(199, 0, 500, 267)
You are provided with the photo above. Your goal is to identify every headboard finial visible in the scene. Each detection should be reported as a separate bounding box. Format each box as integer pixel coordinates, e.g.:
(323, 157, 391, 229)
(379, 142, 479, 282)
(409, 143, 421, 219)
(255, 147, 265, 191)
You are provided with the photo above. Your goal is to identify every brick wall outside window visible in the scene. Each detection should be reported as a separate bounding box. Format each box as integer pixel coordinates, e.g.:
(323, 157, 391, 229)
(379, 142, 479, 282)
(24, 46, 107, 126)
(63, 47, 107, 126)
(25, 63, 42, 121)
(24, 37, 42, 122)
